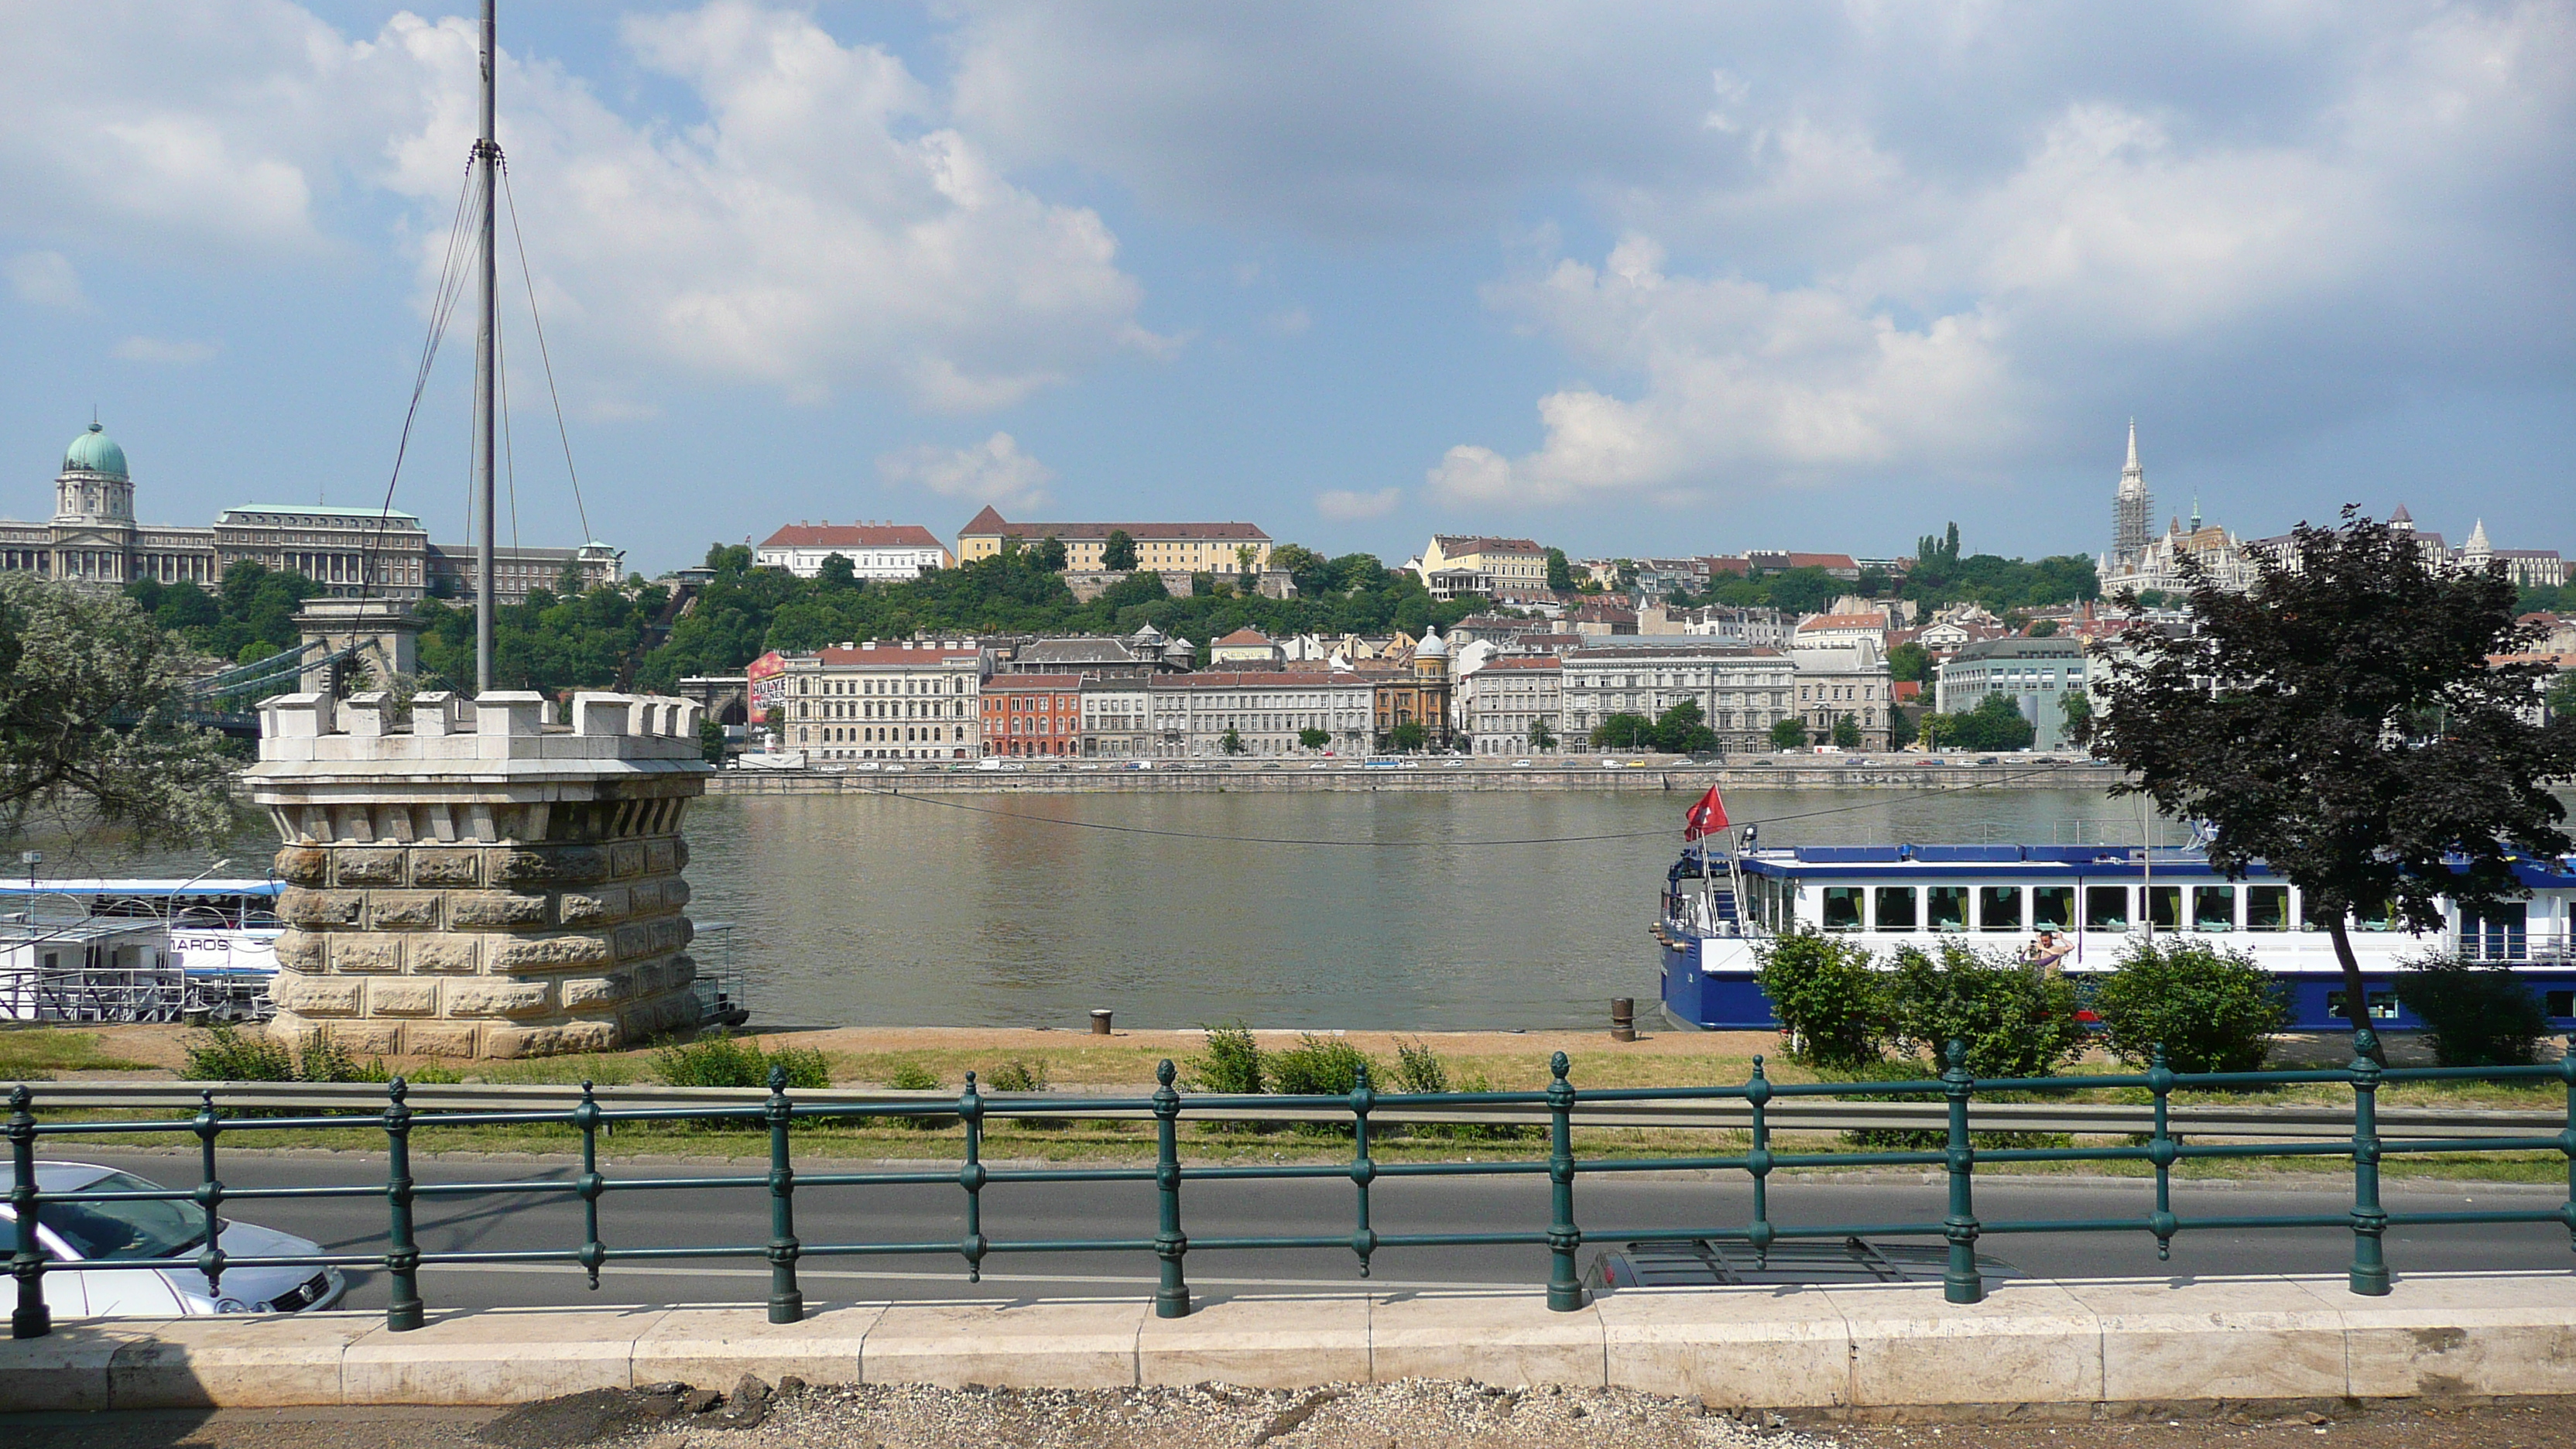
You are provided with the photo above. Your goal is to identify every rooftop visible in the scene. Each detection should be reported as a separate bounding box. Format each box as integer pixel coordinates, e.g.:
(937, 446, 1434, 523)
(959, 505, 1268, 543)
(760, 523, 945, 550)
(223, 503, 424, 527)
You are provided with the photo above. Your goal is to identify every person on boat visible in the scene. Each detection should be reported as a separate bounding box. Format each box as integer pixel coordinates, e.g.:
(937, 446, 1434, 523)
(2024, 930, 2072, 976)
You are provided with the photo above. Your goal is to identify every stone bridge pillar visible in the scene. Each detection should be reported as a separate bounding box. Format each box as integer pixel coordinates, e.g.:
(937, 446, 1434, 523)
(293, 598, 423, 695)
(244, 689, 711, 1058)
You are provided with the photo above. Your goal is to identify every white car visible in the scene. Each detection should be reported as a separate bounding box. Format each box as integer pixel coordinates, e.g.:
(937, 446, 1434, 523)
(1512, 759, 1532, 767)
(0, 1163, 346, 1319)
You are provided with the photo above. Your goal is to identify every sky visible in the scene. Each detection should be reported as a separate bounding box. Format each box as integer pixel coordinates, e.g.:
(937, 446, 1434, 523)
(2, 1, 2570, 577)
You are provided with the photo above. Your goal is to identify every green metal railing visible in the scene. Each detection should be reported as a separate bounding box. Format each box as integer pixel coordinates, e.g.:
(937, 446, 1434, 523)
(10, 1028, 2575, 1340)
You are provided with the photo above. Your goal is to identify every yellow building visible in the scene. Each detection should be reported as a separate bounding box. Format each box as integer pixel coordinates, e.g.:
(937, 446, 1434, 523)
(1417, 534, 1550, 601)
(957, 506, 1270, 573)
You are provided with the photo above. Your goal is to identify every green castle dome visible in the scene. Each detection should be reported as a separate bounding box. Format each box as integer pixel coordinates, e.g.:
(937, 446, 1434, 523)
(64, 421, 128, 479)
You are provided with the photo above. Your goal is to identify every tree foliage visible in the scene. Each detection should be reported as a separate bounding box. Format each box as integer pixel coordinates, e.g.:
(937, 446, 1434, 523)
(1100, 529, 1137, 571)
(2, 575, 239, 848)
(2089, 939, 2287, 1074)
(1920, 691, 2037, 752)
(2079, 511, 2576, 1040)
(2393, 957, 2551, 1067)
(1886, 642, 1932, 683)
(1769, 716, 1808, 751)
(1831, 713, 1862, 748)
(1884, 940, 2088, 1080)
(126, 563, 324, 665)
(1755, 930, 1887, 1070)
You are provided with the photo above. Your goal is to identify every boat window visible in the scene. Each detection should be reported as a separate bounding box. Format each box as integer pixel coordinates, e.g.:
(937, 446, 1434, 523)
(1874, 886, 1917, 932)
(2033, 886, 2074, 931)
(2461, 904, 2529, 962)
(2245, 886, 2289, 932)
(2192, 886, 2236, 933)
(1821, 887, 1864, 933)
(1927, 886, 1968, 932)
(2327, 988, 2398, 1022)
(1978, 886, 2023, 932)
(2146, 886, 2180, 931)
(2084, 886, 2129, 931)
(2547, 990, 2574, 1020)
(2353, 898, 2400, 933)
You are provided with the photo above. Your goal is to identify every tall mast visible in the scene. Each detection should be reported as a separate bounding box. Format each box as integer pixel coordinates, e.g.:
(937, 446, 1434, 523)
(472, 0, 499, 694)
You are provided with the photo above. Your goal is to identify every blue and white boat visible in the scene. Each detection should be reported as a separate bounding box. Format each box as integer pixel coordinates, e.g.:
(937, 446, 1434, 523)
(0, 879, 284, 1023)
(1657, 844, 2576, 1033)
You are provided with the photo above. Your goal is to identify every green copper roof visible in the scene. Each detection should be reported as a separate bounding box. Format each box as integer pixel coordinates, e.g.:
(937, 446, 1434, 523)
(63, 422, 128, 479)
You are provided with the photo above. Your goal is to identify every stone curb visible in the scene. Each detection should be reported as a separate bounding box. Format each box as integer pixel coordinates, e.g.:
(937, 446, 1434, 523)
(3, 1272, 2571, 1412)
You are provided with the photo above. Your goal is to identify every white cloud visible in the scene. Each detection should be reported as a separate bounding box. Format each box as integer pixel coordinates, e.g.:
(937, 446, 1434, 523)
(112, 336, 220, 365)
(0, 2, 1159, 411)
(876, 432, 1054, 511)
(5, 251, 85, 309)
(1316, 487, 1400, 520)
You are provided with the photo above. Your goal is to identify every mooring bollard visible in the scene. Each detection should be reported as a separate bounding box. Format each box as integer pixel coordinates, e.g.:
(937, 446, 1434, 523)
(1609, 997, 1636, 1042)
(1090, 1009, 1114, 1036)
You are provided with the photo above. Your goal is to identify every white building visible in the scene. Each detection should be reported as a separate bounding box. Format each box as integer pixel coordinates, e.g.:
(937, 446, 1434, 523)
(783, 640, 990, 761)
(1790, 639, 1895, 749)
(1146, 672, 1376, 758)
(755, 523, 954, 580)
(1457, 656, 1564, 754)
(1934, 636, 2090, 750)
(1079, 675, 1156, 758)
(1560, 642, 1796, 753)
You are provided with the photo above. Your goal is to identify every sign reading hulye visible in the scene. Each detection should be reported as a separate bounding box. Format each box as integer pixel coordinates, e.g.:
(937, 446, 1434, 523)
(745, 651, 787, 721)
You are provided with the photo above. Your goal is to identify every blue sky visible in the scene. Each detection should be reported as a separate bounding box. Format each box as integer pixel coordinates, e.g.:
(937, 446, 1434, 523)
(3, 2, 2569, 576)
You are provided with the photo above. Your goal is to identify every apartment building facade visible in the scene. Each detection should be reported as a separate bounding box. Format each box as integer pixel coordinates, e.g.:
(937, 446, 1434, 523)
(1146, 672, 1376, 758)
(755, 522, 953, 579)
(1560, 642, 1796, 753)
(781, 640, 989, 761)
(956, 506, 1270, 574)
(1457, 656, 1564, 755)
(981, 673, 1081, 758)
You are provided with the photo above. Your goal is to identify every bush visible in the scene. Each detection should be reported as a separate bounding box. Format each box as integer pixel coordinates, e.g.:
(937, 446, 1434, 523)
(1267, 1035, 1375, 1097)
(1755, 930, 1888, 1070)
(183, 1025, 293, 1081)
(2091, 940, 2287, 1074)
(983, 1058, 1049, 1093)
(2393, 956, 2550, 1067)
(1885, 939, 2086, 1080)
(654, 1033, 831, 1091)
(1390, 1038, 1448, 1094)
(880, 1060, 949, 1130)
(1184, 1023, 1265, 1094)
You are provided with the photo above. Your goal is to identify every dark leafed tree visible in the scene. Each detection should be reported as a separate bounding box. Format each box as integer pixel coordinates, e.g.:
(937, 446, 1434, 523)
(2079, 511, 2576, 1045)
(1, 576, 239, 848)
(1100, 529, 1138, 572)
(1033, 534, 1070, 571)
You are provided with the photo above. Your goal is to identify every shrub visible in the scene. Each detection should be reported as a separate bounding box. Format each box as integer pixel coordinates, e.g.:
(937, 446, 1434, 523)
(2393, 956, 2550, 1067)
(983, 1058, 1049, 1093)
(1266, 1035, 1375, 1097)
(1755, 929, 1888, 1070)
(884, 1061, 940, 1091)
(183, 1025, 293, 1082)
(654, 1033, 831, 1091)
(2091, 940, 2287, 1074)
(1390, 1038, 1448, 1094)
(1885, 939, 2086, 1080)
(1184, 1023, 1265, 1094)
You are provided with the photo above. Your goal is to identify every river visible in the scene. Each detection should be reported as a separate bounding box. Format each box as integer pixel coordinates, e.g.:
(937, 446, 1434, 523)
(54, 786, 2191, 1031)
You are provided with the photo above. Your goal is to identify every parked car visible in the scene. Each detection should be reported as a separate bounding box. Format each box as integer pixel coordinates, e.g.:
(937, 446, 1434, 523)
(1512, 759, 1532, 767)
(0, 1163, 346, 1319)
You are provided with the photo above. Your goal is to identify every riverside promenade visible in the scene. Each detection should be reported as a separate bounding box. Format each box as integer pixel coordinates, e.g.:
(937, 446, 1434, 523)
(705, 756, 2128, 796)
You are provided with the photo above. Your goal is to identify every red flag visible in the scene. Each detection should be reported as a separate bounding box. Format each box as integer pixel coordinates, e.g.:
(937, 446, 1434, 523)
(1683, 784, 1728, 841)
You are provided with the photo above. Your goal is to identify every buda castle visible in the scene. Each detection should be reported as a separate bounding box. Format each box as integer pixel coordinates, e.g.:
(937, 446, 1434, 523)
(0, 420, 619, 604)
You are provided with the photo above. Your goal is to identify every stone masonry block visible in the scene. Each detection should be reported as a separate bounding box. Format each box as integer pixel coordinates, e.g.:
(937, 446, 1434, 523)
(368, 979, 440, 1016)
(402, 1023, 480, 1059)
(494, 846, 608, 886)
(611, 923, 654, 962)
(555, 886, 630, 927)
(279, 888, 363, 929)
(645, 839, 678, 875)
(444, 980, 554, 1019)
(675, 838, 690, 871)
(485, 1020, 618, 1059)
(330, 937, 402, 975)
(448, 892, 550, 929)
(366, 892, 442, 930)
(272, 846, 330, 886)
(326, 1020, 403, 1057)
(274, 975, 362, 1017)
(560, 974, 632, 1009)
(609, 841, 647, 880)
(489, 933, 614, 973)
(411, 937, 480, 975)
(334, 848, 405, 886)
(409, 848, 482, 886)
(270, 930, 322, 974)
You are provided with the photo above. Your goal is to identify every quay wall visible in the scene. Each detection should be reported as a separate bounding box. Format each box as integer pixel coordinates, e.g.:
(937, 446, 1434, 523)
(704, 759, 2129, 796)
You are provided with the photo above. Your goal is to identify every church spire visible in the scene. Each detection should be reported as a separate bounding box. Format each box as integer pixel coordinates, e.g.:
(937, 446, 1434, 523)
(2112, 418, 2153, 568)
(2124, 418, 2139, 474)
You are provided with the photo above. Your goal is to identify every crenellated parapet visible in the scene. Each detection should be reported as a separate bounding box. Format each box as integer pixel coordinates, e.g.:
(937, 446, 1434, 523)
(243, 690, 713, 1059)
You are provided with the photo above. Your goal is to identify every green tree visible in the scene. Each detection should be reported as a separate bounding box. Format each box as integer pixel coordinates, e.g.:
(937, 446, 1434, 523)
(2026, 618, 2060, 637)
(1218, 727, 1248, 755)
(1886, 642, 1932, 684)
(1235, 543, 1261, 579)
(1386, 721, 1428, 753)
(1528, 718, 1557, 750)
(1769, 717, 1809, 751)
(1544, 546, 1574, 592)
(1034, 535, 1070, 571)
(2080, 512, 2576, 1044)
(1297, 726, 1330, 751)
(1101, 529, 1138, 572)
(2058, 688, 2092, 740)
(1886, 939, 2087, 1079)
(1754, 930, 1886, 1070)
(1831, 713, 1862, 748)
(2545, 671, 2576, 722)
(1887, 707, 1918, 748)
(2090, 940, 2287, 1074)
(1590, 711, 1655, 750)
(1957, 692, 2036, 751)
(1, 577, 239, 847)
(817, 553, 858, 589)
(1653, 698, 1720, 754)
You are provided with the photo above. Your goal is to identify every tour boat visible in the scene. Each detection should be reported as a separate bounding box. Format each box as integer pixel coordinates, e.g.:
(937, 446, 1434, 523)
(1656, 843, 2576, 1033)
(0, 879, 285, 1023)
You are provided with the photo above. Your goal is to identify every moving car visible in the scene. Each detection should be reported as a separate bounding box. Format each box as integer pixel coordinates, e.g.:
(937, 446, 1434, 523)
(0, 1163, 345, 1319)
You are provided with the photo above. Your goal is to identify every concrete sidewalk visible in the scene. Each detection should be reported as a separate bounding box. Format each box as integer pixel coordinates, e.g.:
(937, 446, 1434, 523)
(5, 1271, 2571, 1414)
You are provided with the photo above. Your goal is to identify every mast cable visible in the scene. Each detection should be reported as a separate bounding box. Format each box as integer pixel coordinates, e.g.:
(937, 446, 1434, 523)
(500, 163, 594, 546)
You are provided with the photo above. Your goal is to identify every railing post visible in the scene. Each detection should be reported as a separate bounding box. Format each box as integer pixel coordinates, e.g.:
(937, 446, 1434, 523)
(1745, 1057, 1774, 1269)
(765, 1065, 803, 1324)
(1152, 1060, 1190, 1318)
(2146, 1043, 2178, 1261)
(2560, 1031, 2576, 1256)
(1546, 1050, 1583, 1311)
(191, 1088, 227, 1303)
(9, 1085, 48, 1339)
(957, 1071, 987, 1283)
(382, 1078, 423, 1331)
(1940, 1040, 1984, 1304)
(2348, 1028, 2389, 1296)
(1348, 1064, 1377, 1278)
(574, 1081, 605, 1291)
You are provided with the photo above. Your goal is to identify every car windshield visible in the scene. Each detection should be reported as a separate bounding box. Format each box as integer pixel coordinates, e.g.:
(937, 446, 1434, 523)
(38, 1170, 204, 1260)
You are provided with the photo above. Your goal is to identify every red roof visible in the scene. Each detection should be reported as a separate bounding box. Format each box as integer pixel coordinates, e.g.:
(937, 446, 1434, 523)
(958, 508, 1268, 543)
(1212, 628, 1275, 646)
(984, 673, 1081, 692)
(1477, 657, 1563, 672)
(760, 523, 945, 551)
(813, 645, 981, 666)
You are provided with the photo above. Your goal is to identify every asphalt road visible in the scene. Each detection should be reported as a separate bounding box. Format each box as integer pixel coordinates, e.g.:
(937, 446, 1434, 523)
(53, 1148, 2576, 1312)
